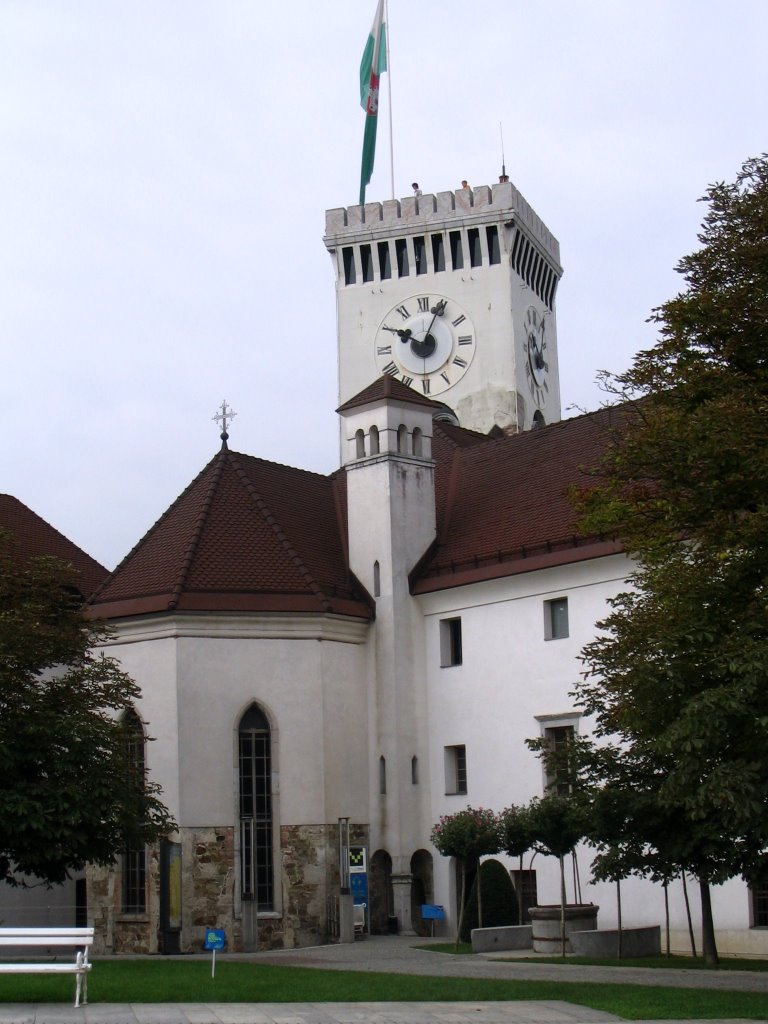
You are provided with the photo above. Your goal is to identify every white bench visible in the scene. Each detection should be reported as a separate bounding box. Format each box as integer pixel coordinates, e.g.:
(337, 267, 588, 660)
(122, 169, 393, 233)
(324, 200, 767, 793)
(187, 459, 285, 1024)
(0, 927, 94, 1007)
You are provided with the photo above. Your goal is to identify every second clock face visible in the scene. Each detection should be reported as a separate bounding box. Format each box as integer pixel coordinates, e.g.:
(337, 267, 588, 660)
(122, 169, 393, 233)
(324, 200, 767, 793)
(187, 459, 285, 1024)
(374, 294, 475, 397)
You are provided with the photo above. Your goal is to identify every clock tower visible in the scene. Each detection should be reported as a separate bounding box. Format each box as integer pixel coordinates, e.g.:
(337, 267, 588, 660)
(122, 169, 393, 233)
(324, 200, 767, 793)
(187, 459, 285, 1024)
(324, 179, 563, 435)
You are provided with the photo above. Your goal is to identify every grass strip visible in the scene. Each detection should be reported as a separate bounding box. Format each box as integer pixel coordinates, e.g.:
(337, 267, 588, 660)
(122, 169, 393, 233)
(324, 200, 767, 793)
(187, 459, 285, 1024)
(0, 961, 766, 1020)
(420, 944, 768, 972)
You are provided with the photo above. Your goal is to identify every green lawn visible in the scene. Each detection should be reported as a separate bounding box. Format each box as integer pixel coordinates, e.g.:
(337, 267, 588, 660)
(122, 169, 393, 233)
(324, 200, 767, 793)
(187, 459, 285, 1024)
(0, 960, 767, 1020)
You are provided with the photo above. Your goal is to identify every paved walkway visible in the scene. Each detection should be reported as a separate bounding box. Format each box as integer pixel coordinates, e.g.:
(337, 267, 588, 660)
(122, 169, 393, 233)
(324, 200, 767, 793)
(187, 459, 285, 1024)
(1, 935, 765, 1024)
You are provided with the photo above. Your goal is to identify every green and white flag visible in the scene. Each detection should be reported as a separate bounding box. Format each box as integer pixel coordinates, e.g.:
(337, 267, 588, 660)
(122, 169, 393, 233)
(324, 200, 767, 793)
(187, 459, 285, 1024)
(359, 0, 387, 206)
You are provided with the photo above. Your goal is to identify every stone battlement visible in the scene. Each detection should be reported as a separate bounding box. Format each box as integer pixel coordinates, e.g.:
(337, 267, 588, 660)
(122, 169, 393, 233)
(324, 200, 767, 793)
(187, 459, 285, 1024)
(325, 181, 560, 264)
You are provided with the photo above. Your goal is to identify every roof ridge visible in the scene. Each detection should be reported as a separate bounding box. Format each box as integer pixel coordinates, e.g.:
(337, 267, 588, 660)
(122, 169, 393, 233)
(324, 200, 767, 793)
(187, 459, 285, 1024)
(168, 448, 230, 611)
(227, 451, 332, 613)
(228, 449, 333, 482)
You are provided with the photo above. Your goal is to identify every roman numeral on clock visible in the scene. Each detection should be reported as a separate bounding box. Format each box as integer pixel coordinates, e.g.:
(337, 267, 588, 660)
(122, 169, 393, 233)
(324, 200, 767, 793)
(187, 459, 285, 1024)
(452, 314, 466, 327)
(382, 361, 398, 376)
(396, 305, 410, 320)
(452, 356, 468, 368)
(417, 297, 430, 312)
(401, 375, 413, 387)
(458, 335, 473, 346)
(377, 345, 392, 356)
(422, 379, 431, 394)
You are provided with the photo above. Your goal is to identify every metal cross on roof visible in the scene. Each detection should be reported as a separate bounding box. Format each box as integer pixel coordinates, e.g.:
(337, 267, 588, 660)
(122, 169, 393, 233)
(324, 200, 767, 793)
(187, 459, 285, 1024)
(213, 400, 237, 447)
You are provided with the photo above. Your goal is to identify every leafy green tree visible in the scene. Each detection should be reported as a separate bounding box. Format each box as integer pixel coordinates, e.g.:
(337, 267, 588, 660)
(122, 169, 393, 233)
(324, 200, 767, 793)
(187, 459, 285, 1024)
(525, 794, 586, 957)
(431, 806, 502, 950)
(576, 155, 768, 965)
(500, 803, 534, 925)
(0, 530, 175, 886)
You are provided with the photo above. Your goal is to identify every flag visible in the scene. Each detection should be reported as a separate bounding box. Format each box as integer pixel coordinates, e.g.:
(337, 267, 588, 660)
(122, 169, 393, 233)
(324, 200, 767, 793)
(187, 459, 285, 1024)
(359, 0, 387, 206)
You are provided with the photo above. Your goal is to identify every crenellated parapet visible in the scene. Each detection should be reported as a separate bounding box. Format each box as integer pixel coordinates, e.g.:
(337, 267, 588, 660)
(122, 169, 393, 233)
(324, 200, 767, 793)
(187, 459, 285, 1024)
(325, 181, 560, 265)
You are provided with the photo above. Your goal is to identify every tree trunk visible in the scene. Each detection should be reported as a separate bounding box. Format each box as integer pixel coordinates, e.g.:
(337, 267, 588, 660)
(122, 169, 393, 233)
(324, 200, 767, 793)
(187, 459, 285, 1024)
(699, 877, 719, 967)
(455, 860, 467, 952)
(559, 853, 567, 958)
(663, 881, 671, 957)
(517, 855, 524, 925)
(616, 879, 623, 959)
(477, 859, 483, 930)
(681, 871, 697, 957)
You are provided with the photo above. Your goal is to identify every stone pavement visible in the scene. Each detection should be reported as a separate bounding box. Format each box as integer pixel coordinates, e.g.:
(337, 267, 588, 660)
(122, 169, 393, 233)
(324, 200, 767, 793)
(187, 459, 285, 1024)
(1, 935, 765, 1024)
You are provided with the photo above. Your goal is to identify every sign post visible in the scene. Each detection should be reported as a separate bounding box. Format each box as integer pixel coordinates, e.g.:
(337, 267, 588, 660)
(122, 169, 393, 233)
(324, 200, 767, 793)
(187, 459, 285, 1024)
(204, 928, 226, 978)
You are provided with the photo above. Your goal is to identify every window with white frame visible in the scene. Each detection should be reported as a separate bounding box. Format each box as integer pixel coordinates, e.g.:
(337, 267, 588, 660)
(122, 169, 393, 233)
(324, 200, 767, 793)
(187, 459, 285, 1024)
(544, 597, 569, 640)
(535, 713, 580, 796)
(444, 744, 467, 795)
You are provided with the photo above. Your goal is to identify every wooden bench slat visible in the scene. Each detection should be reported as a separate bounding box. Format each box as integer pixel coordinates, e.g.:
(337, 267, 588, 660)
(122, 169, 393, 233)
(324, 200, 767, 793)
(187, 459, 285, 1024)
(0, 964, 91, 973)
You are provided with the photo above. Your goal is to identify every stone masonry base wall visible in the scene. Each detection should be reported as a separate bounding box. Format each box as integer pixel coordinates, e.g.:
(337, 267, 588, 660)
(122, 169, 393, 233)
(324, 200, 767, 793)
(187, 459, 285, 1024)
(87, 822, 369, 954)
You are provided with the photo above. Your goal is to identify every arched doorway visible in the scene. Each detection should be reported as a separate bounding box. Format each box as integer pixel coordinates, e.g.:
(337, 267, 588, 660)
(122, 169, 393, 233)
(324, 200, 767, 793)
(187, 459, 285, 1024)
(368, 850, 393, 934)
(410, 850, 434, 937)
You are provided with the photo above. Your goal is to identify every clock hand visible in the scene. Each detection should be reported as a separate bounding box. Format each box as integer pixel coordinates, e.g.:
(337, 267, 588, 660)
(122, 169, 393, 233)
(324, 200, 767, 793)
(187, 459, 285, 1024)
(382, 324, 412, 339)
(410, 299, 446, 359)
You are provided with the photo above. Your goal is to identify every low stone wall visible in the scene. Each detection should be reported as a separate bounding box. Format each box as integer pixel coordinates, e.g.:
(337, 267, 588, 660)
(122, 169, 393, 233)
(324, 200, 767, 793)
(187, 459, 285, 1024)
(570, 925, 661, 959)
(529, 904, 599, 954)
(471, 925, 532, 953)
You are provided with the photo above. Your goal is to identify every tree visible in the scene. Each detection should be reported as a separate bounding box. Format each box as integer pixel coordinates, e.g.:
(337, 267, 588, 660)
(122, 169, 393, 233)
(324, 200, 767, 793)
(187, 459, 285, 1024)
(430, 806, 502, 950)
(0, 530, 175, 886)
(576, 155, 768, 964)
(500, 804, 534, 925)
(525, 794, 586, 957)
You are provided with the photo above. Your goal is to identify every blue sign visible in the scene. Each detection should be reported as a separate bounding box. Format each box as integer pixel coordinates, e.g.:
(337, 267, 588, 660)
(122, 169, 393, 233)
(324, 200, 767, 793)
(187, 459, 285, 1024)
(350, 872, 368, 903)
(421, 905, 445, 921)
(204, 929, 226, 950)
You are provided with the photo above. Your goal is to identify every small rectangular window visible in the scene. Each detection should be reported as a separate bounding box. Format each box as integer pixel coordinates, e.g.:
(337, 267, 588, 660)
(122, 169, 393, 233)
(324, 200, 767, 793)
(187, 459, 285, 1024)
(414, 235, 426, 275)
(342, 247, 356, 285)
(445, 744, 467, 795)
(468, 227, 482, 267)
(395, 238, 409, 277)
(751, 881, 768, 926)
(378, 241, 391, 280)
(486, 226, 500, 265)
(360, 244, 373, 283)
(544, 725, 575, 795)
(449, 230, 463, 270)
(544, 597, 569, 640)
(431, 233, 445, 272)
(440, 617, 462, 667)
(122, 846, 146, 913)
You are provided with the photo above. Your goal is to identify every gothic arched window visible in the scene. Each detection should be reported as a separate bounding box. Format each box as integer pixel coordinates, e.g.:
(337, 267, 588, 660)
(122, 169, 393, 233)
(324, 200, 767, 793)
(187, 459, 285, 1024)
(122, 708, 147, 914)
(238, 704, 274, 911)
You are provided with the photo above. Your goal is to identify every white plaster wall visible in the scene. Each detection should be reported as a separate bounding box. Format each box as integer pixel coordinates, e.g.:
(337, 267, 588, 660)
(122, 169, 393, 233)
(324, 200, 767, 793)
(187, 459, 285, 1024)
(105, 625, 370, 831)
(109, 637, 181, 820)
(417, 553, 768, 955)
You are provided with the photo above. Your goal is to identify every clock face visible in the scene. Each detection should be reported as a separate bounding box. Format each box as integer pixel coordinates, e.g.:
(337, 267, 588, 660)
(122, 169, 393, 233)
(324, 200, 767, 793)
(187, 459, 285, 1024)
(374, 294, 475, 397)
(523, 305, 550, 408)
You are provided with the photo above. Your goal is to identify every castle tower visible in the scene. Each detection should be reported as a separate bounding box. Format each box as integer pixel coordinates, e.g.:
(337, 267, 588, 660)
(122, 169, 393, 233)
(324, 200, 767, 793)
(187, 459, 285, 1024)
(324, 180, 563, 438)
(338, 376, 437, 933)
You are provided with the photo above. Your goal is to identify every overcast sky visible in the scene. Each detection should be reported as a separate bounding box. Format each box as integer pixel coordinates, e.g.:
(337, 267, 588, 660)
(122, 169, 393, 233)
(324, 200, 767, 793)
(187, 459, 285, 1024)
(2, 1, 766, 570)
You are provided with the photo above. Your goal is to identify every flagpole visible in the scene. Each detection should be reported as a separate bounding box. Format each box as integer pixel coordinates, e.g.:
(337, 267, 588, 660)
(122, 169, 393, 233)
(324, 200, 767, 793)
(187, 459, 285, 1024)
(385, 0, 394, 199)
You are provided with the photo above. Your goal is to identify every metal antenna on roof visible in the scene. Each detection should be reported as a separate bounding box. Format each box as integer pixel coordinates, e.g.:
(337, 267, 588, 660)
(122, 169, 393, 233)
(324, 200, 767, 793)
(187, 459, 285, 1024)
(212, 400, 237, 449)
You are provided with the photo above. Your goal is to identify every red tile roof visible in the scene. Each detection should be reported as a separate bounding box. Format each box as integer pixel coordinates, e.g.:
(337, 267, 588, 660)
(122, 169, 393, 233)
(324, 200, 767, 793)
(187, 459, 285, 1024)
(0, 493, 109, 599)
(87, 448, 373, 620)
(86, 403, 627, 620)
(416, 407, 625, 592)
(337, 374, 439, 413)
